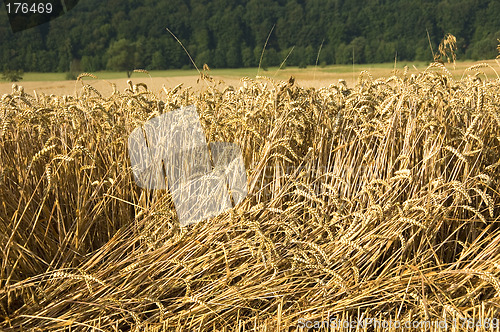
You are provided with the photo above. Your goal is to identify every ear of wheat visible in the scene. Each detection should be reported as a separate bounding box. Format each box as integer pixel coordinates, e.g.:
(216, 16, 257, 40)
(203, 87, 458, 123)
(2, 61, 500, 331)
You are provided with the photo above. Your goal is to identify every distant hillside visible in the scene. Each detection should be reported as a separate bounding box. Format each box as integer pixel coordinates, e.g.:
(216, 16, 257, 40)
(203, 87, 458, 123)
(1, 0, 500, 73)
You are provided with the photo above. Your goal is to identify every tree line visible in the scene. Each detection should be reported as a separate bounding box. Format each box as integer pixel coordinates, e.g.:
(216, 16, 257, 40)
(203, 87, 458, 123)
(1, 0, 500, 74)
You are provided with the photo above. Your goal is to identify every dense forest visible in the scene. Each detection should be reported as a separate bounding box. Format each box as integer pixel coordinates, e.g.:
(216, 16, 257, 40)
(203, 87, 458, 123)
(1, 0, 500, 73)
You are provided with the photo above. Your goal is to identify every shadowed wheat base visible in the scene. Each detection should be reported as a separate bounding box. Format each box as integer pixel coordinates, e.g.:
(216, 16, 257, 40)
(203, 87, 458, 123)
(1, 64, 500, 331)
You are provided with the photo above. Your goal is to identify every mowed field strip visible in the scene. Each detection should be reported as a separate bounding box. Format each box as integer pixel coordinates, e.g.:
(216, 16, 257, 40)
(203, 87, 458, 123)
(2, 59, 500, 96)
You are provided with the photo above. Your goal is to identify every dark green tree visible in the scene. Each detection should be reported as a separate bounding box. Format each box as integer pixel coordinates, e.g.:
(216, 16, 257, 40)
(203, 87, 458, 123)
(106, 39, 137, 77)
(1, 70, 24, 82)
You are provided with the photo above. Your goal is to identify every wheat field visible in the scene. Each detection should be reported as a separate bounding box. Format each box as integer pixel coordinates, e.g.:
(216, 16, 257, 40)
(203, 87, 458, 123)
(1, 62, 500, 331)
